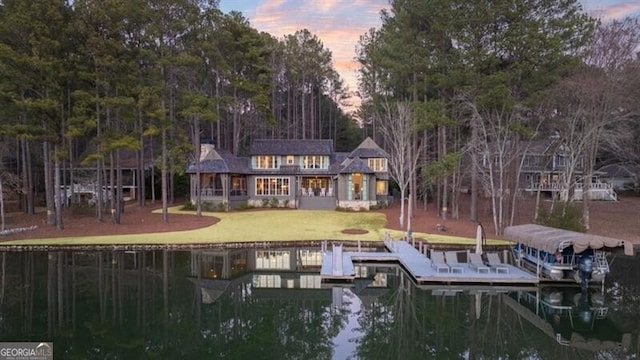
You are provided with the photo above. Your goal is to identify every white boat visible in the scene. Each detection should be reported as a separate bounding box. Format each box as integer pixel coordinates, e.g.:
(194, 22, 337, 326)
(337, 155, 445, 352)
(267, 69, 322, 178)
(504, 224, 633, 287)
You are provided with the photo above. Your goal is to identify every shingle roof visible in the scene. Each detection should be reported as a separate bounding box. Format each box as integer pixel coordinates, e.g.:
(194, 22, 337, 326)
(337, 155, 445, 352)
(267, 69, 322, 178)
(249, 139, 334, 156)
(598, 163, 640, 178)
(348, 137, 389, 158)
(186, 149, 250, 174)
(340, 157, 374, 174)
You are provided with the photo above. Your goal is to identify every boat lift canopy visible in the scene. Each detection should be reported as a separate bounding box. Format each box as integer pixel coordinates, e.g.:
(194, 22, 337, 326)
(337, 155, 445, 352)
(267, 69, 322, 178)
(503, 224, 634, 256)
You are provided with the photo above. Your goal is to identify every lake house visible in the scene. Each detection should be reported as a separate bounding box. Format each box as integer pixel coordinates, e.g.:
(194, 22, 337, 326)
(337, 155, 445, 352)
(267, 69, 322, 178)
(186, 137, 391, 210)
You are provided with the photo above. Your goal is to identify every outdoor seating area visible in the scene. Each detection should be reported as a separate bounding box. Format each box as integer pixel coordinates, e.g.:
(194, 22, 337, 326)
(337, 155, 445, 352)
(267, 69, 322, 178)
(301, 187, 334, 197)
(321, 235, 539, 285)
(427, 250, 518, 275)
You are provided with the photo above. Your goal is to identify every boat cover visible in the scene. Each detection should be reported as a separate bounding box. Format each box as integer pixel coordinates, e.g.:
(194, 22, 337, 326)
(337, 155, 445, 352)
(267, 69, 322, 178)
(503, 224, 634, 256)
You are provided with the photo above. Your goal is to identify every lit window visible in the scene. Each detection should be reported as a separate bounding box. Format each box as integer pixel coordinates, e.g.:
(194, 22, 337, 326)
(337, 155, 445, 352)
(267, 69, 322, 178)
(376, 180, 388, 195)
(255, 251, 291, 270)
(255, 177, 290, 196)
(368, 158, 387, 171)
(255, 156, 278, 169)
(303, 156, 325, 169)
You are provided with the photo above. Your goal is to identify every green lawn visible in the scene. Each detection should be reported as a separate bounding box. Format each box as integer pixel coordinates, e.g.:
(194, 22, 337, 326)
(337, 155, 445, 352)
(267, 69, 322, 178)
(0, 208, 509, 247)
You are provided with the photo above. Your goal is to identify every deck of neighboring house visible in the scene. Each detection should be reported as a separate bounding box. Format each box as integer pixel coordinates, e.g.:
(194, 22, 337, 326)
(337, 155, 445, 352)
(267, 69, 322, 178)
(320, 235, 539, 286)
(526, 181, 617, 201)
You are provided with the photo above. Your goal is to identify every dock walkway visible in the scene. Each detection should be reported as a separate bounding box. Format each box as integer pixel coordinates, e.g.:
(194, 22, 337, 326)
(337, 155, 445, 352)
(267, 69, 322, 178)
(320, 235, 538, 285)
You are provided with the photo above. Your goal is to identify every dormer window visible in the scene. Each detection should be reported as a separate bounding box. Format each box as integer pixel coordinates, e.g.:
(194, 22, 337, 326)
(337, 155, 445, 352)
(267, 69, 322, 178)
(256, 156, 278, 169)
(286, 155, 294, 165)
(368, 158, 387, 171)
(303, 156, 324, 169)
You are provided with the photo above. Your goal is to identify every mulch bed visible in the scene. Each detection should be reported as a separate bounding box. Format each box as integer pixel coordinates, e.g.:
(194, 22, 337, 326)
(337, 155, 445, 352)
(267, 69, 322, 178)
(341, 228, 369, 235)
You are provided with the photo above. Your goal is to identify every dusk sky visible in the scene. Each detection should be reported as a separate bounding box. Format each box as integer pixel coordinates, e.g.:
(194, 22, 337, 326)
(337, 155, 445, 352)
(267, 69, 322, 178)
(219, 0, 640, 111)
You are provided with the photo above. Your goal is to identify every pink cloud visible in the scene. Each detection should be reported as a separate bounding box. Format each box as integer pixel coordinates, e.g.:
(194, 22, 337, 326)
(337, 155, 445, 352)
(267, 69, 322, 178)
(587, 2, 640, 20)
(604, 2, 640, 18)
(246, 0, 388, 112)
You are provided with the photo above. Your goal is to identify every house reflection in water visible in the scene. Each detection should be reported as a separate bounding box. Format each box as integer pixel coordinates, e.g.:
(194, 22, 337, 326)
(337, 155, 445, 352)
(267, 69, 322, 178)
(189, 247, 389, 304)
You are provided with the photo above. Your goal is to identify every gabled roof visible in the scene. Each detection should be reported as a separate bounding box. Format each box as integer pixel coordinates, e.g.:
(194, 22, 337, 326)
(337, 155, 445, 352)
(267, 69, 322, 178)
(186, 147, 250, 174)
(598, 163, 640, 178)
(249, 139, 334, 156)
(340, 157, 374, 174)
(348, 137, 389, 159)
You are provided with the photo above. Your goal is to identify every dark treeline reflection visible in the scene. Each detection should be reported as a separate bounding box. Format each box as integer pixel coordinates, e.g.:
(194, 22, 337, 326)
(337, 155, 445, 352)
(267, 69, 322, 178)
(0, 250, 638, 359)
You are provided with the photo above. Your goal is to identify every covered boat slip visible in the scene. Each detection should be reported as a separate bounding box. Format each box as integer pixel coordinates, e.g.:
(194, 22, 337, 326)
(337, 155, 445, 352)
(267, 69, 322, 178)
(320, 237, 539, 285)
(503, 224, 634, 256)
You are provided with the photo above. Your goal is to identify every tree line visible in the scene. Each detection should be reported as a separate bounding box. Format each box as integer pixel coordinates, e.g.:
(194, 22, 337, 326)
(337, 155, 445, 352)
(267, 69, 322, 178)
(357, 0, 640, 234)
(0, 0, 361, 230)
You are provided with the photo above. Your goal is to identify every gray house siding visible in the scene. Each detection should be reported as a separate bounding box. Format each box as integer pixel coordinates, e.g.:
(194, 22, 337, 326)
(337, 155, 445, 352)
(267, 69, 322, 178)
(187, 137, 390, 211)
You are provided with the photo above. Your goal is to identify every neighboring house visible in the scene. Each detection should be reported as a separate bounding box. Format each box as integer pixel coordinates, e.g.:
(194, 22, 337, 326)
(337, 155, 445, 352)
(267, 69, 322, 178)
(598, 163, 640, 192)
(62, 146, 155, 205)
(480, 133, 617, 201)
(186, 137, 390, 210)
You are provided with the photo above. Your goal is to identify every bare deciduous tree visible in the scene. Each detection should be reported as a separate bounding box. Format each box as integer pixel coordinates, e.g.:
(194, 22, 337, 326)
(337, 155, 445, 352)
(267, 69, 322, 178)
(549, 17, 640, 229)
(378, 102, 424, 230)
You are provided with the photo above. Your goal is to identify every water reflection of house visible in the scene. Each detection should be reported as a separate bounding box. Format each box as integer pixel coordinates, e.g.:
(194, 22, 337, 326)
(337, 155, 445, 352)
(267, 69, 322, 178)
(190, 247, 325, 279)
(186, 137, 391, 210)
(189, 249, 391, 305)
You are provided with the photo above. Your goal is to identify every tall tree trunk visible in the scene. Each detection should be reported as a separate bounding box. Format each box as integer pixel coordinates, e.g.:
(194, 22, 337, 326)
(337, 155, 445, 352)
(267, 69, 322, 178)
(110, 151, 117, 223)
(440, 125, 448, 220)
(0, 178, 5, 232)
(44, 141, 55, 226)
(162, 124, 169, 223)
(116, 149, 123, 220)
(470, 117, 478, 222)
(136, 106, 146, 207)
(54, 146, 63, 230)
(193, 117, 202, 216)
(21, 138, 34, 214)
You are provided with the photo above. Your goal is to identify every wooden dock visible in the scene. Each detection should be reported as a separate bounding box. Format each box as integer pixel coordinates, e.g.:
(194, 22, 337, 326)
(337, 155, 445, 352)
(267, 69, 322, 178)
(320, 236, 539, 286)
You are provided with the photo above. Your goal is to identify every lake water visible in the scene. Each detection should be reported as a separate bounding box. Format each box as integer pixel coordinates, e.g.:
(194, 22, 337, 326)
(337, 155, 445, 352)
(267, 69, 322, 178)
(0, 247, 638, 359)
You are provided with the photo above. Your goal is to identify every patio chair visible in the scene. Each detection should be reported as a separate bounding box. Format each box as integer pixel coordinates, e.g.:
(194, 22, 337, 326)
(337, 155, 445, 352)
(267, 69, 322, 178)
(445, 251, 464, 273)
(301, 188, 308, 197)
(320, 188, 326, 196)
(486, 253, 510, 274)
(430, 251, 450, 273)
(468, 253, 490, 273)
(327, 188, 333, 196)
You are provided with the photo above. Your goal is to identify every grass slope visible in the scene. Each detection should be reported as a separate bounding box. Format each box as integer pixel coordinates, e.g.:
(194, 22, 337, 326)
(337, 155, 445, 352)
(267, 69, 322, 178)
(0, 208, 509, 246)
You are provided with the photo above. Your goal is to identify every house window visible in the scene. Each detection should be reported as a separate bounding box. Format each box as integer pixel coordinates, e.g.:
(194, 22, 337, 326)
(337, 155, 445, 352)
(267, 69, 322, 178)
(253, 274, 282, 287)
(368, 158, 387, 171)
(201, 255, 224, 279)
(523, 156, 536, 167)
(298, 250, 323, 267)
(231, 176, 246, 196)
(286, 155, 294, 165)
(376, 180, 388, 195)
(255, 251, 290, 270)
(299, 275, 321, 289)
(303, 156, 324, 169)
(255, 156, 278, 169)
(555, 155, 566, 167)
(255, 177, 290, 196)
